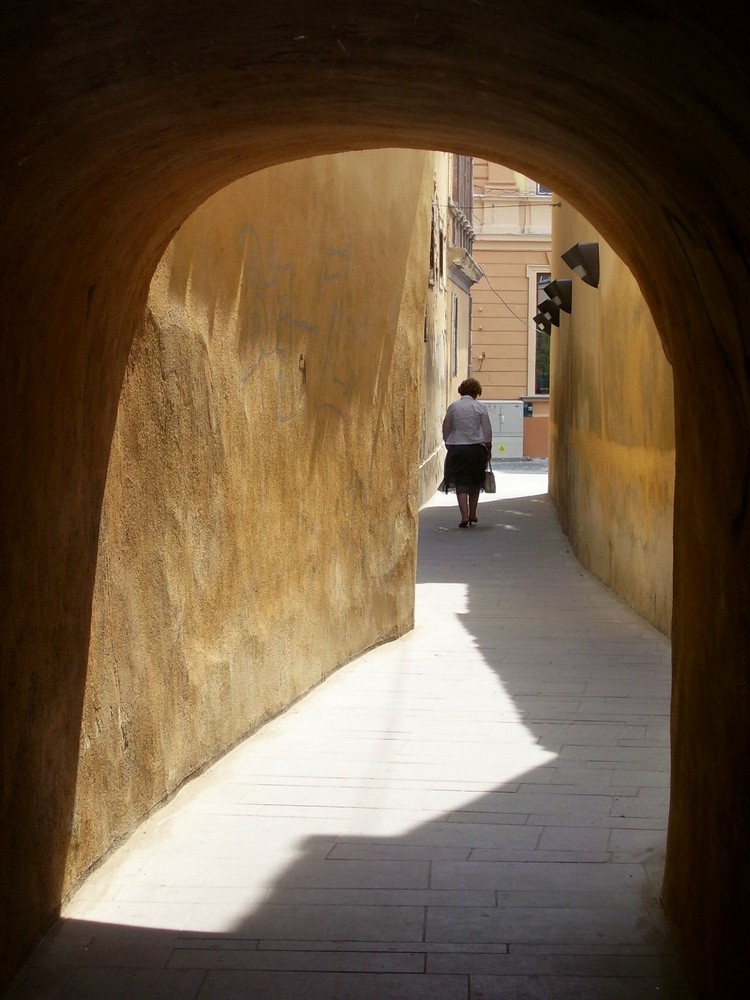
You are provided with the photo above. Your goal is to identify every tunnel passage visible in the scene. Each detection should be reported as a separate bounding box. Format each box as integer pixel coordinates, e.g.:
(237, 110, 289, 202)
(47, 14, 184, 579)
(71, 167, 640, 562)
(1, 2, 749, 996)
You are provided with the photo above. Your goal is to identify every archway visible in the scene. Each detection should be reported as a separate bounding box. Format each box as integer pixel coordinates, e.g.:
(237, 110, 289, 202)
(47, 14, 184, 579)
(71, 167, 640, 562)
(1, 4, 748, 995)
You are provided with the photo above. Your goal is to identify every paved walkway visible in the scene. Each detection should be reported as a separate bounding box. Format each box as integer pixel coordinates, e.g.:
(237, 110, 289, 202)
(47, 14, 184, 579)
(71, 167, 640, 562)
(8, 464, 694, 999)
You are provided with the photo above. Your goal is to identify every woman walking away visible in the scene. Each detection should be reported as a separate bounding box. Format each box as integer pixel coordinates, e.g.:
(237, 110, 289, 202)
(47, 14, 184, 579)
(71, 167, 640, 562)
(439, 378, 493, 528)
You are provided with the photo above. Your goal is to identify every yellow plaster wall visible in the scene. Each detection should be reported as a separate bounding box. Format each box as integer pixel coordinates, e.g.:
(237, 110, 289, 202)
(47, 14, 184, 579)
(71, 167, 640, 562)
(67, 149, 437, 888)
(549, 206, 675, 633)
(419, 153, 453, 502)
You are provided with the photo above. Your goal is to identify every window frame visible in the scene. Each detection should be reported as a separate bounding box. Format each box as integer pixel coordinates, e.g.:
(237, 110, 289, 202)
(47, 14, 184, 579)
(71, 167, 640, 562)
(527, 266, 551, 396)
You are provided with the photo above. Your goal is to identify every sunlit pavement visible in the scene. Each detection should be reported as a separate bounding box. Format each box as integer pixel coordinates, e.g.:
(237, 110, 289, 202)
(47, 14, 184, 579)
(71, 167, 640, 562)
(8, 461, 695, 998)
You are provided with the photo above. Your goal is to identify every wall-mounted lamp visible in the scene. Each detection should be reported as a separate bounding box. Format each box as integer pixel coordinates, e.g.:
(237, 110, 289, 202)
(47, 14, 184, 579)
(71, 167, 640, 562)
(561, 242, 600, 288)
(536, 297, 560, 327)
(533, 312, 552, 335)
(544, 279, 573, 314)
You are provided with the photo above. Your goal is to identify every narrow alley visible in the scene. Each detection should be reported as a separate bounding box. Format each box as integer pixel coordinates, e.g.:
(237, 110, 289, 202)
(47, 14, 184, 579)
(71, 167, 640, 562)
(7, 464, 693, 999)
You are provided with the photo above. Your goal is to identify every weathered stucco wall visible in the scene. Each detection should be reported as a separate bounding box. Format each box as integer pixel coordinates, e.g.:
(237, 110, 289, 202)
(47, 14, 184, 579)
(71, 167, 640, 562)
(418, 153, 480, 503)
(66, 149, 438, 889)
(418, 154, 452, 503)
(549, 205, 675, 634)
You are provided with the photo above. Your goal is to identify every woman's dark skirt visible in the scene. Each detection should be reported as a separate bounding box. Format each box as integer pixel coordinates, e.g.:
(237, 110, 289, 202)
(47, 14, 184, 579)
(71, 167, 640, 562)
(439, 443, 488, 494)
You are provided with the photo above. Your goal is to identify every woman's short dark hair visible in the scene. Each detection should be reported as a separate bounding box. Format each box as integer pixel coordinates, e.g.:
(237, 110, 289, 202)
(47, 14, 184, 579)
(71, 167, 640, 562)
(458, 378, 483, 398)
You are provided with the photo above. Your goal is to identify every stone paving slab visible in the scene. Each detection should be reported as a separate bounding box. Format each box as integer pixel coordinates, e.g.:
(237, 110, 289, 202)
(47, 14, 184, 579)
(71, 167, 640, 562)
(196, 971, 466, 1000)
(466, 975, 691, 999)
(5, 467, 696, 999)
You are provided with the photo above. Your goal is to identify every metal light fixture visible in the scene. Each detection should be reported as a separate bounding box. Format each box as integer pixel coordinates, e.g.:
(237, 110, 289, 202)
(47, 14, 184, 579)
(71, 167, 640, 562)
(561, 242, 600, 288)
(533, 312, 552, 335)
(536, 298, 560, 327)
(544, 279, 573, 314)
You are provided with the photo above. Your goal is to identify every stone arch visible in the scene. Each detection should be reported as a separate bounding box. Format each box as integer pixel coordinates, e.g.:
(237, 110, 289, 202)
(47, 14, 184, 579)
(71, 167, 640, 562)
(1, 3, 748, 995)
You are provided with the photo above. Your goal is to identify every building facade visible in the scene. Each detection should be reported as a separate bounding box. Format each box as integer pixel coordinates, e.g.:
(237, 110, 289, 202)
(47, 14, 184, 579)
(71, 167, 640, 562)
(549, 201, 675, 634)
(471, 160, 552, 457)
(419, 153, 483, 497)
(59, 148, 456, 932)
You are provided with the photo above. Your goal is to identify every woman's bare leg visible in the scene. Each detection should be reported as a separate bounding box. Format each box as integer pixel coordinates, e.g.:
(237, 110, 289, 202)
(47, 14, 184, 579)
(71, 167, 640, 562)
(457, 492, 469, 525)
(468, 491, 479, 522)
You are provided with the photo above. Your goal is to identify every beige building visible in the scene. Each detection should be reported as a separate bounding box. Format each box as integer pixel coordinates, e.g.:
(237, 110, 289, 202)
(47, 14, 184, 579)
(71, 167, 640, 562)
(471, 160, 552, 457)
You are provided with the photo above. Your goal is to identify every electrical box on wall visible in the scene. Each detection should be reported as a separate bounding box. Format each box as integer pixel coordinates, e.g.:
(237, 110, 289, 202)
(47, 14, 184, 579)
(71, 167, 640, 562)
(483, 401, 524, 459)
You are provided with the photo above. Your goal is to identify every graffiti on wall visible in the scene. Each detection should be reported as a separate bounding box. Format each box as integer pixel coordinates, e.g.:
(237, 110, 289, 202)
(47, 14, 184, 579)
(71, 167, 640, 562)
(237, 226, 355, 423)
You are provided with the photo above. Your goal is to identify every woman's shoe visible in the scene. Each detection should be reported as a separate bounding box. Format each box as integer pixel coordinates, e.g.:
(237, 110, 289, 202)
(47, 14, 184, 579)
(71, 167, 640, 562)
(468, 517, 478, 525)
(459, 520, 469, 528)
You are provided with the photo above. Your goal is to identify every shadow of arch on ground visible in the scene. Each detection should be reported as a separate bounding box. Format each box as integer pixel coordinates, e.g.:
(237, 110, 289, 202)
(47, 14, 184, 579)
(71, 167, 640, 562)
(7, 476, 694, 999)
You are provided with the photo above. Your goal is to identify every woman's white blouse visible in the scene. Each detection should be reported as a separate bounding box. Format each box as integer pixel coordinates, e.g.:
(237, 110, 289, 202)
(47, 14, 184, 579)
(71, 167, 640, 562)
(442, 396, 492, 446)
